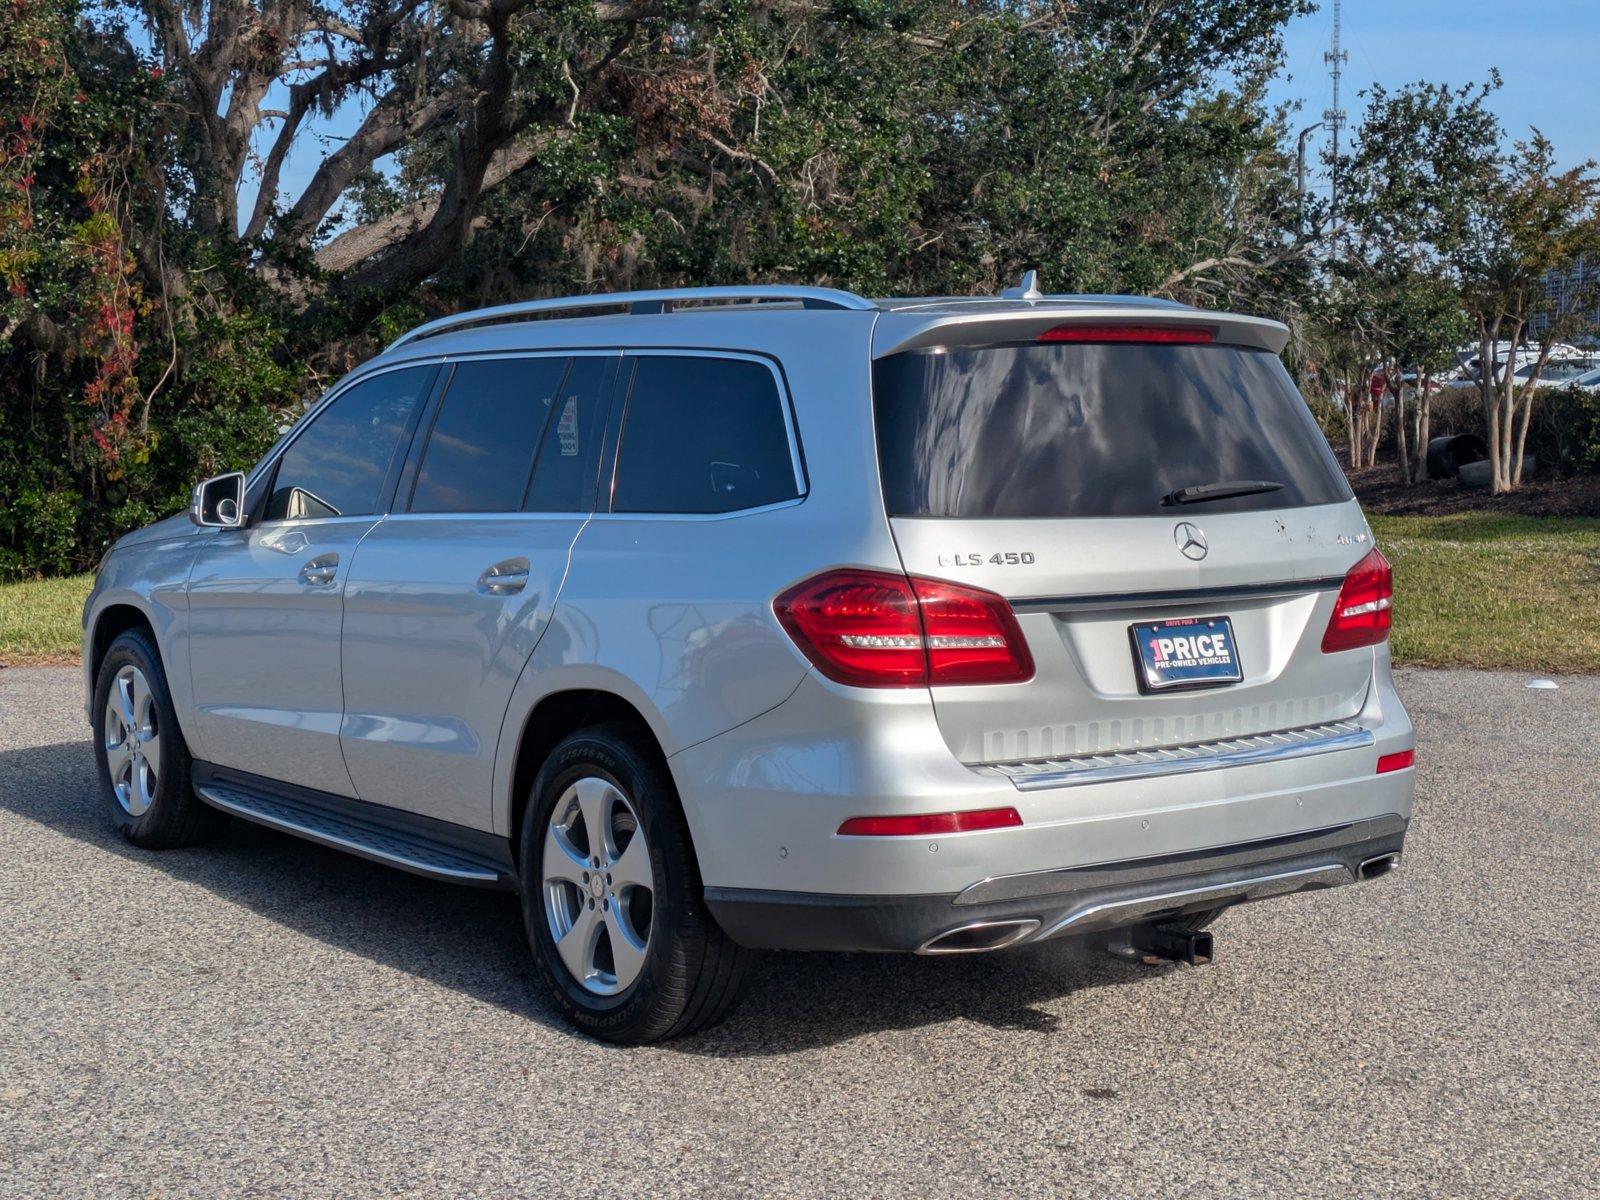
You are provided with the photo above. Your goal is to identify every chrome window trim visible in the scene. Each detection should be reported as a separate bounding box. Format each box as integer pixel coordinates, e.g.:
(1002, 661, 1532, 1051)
(247, 349, 626, 523)
(975, 720, 1375, 791)
(585, 496, 806, 524)
(245, 357, 450, 492)
(609, 348, 808, 515)
(401, 350, 615, 516)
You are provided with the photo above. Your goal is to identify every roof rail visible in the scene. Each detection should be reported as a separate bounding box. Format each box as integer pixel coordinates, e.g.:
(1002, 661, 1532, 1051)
(384, 285, 877, 352)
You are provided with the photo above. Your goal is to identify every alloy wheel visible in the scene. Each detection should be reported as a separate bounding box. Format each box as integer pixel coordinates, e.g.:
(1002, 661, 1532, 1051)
(103, 664, 161, 817)
(542, 777, 655, 996)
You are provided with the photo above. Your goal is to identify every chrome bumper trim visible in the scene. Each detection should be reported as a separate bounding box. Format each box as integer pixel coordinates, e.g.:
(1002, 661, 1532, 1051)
(977, 720, 1374, 791)
(1036, 863, 1356, 940)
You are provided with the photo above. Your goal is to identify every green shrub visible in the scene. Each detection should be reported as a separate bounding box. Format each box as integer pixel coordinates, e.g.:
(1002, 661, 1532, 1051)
(4, 488, 81, 578)
(1531, 384, 1600, 475)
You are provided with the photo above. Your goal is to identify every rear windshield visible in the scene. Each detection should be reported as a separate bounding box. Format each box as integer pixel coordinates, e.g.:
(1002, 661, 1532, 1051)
(872, 343, 1351, 518)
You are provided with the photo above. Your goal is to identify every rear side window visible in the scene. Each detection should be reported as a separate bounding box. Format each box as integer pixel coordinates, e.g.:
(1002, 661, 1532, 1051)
(612, 356, 800, 514)
(410, 357, 569, 513)
(265, 366, 432, 521)
(872, 343, 1351, 518)
(524, 355, 612, 513)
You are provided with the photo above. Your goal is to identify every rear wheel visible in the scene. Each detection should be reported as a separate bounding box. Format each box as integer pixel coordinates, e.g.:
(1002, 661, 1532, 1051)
(519, 725, 749, 1043)
(93, 628, 226, 849)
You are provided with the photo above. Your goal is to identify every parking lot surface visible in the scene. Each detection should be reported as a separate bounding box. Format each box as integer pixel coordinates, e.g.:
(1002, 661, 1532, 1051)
(1, 665, 1596, 1198)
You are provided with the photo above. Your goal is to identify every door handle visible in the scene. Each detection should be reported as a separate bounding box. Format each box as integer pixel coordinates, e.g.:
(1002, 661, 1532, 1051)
(478, 559, 530, 595)
(299, 554, 339, 585)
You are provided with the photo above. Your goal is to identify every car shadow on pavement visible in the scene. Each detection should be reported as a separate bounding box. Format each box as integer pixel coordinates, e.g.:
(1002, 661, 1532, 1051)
(0, 739, 1168, 1055)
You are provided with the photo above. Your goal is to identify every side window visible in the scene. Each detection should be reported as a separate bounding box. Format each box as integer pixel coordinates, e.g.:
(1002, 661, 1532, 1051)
(523, 356, 613, 513)
(612, 356, 800, 514)
(265, 367, 432, 521)
(409, 357, 569, 513)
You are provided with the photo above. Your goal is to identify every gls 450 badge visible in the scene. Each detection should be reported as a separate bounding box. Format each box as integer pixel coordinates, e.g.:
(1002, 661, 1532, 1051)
(937, 551, 1037, 567)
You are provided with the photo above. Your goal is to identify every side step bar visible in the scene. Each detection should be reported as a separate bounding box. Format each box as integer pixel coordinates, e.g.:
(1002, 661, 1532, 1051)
(193, 769, 515, 889)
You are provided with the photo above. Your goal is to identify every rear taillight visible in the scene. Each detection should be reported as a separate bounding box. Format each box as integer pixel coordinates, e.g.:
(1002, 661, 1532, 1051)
(1037, 324, 1214, 344)
(1321, 548, 1393, 653)
(773, 569, 1035, 688)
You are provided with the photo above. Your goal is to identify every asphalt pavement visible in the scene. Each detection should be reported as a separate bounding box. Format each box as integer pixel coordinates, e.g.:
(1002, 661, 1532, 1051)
(1, 665, 1595, 1199)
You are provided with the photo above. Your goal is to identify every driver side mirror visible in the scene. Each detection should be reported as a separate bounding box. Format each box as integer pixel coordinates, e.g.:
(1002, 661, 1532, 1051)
(190, 471, 247, 528)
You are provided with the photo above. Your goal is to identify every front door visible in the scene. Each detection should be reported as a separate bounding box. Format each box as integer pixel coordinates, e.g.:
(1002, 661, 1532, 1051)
(185, 365, 436, 795)
(340, 353, 616, 828)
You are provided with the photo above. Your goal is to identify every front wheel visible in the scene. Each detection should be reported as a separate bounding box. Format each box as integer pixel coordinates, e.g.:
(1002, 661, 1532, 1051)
(92, 628, 226, 849)
(519, 725, 749, 1043)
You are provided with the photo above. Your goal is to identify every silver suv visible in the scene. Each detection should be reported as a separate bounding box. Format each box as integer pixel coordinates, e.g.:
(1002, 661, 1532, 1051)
(84, 282, 1414, 1043)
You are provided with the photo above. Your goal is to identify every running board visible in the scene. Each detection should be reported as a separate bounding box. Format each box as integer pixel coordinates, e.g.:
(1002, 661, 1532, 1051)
(193, 769, 514, 888)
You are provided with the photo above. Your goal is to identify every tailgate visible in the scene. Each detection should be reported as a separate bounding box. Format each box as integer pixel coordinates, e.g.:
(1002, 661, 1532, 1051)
(869, 326, 1375, 765)
(888, 504, 1375, 764)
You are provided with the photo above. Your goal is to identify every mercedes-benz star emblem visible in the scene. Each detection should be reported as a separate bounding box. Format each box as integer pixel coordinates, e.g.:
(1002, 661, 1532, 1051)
(1174, 522, 1208, 561)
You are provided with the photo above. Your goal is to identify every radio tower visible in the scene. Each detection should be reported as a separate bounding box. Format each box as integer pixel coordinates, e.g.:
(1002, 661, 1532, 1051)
(1323, 0, 1348, 242)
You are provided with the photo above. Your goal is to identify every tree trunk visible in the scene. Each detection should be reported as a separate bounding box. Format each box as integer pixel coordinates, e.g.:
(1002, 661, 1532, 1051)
(1415, 372, 1432, 482)
(1345, 377, 1362, 470)
(1392, 365, 1411, 484)
(1512, 381, 1537, 488)
(1494, 345, 1521, 492)
(1365, 390, 1381, 469)
(1476, 324, 1505, 493)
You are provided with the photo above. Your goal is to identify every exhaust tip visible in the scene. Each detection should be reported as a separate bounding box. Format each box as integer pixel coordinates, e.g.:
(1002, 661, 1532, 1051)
(1357, 852, 1400, 881)
(916, 918, 1039, 955)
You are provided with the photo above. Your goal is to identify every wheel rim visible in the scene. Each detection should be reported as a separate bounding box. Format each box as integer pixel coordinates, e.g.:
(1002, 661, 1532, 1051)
(103, 664, 160, 818)
(541, 776, 655, 996)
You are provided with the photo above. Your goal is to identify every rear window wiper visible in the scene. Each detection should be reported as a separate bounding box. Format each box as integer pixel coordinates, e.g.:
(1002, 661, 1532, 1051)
(1163, 479, 1284, 506)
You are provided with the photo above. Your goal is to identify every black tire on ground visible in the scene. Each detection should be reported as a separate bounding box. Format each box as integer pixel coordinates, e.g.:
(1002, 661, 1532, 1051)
(92, 627, 228, 849)
(519, 724, 750, 1044)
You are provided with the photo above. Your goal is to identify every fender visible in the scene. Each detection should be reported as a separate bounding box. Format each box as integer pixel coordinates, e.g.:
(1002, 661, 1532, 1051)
(84, 533, 205, 758)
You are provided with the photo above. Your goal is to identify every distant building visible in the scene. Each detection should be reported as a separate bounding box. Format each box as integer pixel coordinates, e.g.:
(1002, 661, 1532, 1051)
(1530, 256, 1600, 342)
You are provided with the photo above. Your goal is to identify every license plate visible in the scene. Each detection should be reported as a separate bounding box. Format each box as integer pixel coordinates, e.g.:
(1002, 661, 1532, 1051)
(1130, 616, 1243, 691)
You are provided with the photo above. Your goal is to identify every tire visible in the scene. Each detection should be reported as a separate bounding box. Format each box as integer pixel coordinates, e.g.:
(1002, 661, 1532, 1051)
(92, 627, 227, 849)
(519, 724, 749, 1044)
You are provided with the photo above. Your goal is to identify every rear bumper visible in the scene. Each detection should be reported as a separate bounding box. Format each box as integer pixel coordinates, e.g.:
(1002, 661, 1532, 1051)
(670, 657, 1415, 900)
(707, 814, 1406, 952)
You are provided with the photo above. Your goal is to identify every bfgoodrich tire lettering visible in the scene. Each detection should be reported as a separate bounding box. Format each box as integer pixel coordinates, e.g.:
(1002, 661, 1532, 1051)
(520, 724, 749, 1043)
(92, 627, 227, 849)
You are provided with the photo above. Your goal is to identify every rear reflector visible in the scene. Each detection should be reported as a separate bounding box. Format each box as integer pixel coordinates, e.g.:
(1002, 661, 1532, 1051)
(1038, 324, 1214, 345)
(1376, 749, 1415, 774)
(837, 807, 1023, 836)
(774, 568, 1034, 687)
(1321, 547, 1394, 653)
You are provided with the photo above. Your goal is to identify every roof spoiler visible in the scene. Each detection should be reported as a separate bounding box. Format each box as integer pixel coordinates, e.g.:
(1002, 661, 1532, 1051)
(871, 304, 1291, 358)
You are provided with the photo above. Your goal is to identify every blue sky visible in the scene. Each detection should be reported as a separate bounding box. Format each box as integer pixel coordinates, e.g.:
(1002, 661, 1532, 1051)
(1267, 0, 1600, 191)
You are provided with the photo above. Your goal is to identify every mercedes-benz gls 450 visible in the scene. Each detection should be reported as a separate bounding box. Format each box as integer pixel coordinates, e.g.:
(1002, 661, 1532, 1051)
(85, 281, 1413, 1043)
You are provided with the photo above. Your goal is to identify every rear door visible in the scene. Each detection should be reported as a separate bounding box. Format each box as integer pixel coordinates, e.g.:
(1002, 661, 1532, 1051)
(871, 334, 1374, 765)
(338, 353, 616, 829)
